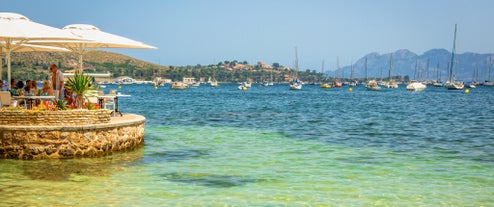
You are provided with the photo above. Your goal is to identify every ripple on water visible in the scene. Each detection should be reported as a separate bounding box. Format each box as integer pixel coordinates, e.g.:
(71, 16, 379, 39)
(1, 85, 493, 206)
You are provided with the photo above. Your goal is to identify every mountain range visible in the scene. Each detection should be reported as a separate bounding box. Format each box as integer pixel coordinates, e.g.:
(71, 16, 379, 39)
(340, 49, 494, 82)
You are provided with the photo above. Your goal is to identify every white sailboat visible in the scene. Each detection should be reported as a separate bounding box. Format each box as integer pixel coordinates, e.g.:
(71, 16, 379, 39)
(432, 62, 443, 87)
(444, 24, 465, 90)
(261, 70, 274, 86)
(406, 80, 426, 91)
(364, 57, 381, 91)
(332, 57, 342, 87)
(320, 60, 331, 88)
(406, 59, 426, 91)
(208, 76, 218, 87)
(289, 47, 302, 90)
(238, 82, 248, 90)
(384, 54, 398, 88)
(366, 80, 382, 91)
(467, 68, 479, 88)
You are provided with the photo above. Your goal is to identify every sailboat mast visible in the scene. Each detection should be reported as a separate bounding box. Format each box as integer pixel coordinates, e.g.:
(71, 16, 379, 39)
(365, 58, 368, 81)
(389, 54, 393, 81)
(436, 62, 440, 82)
(295, 47, 299, 71)
(337, 57, 340, 79)
(449, 24, 457, 82)
(351, 63, 355, 80)
(294, 47, 299, 80)
(489, 56, 492, 81)
(321, 60, 325, 82)
(426, 58, 430, 81)
(322, 60, 325, 74)
(414, 59, 418, 80)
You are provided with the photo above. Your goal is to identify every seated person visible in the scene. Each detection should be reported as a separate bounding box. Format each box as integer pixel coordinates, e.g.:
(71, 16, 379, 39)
(40, 80, 54, 100)
(30, 80, 39, 95)
(10, 79, 21, 95)
(64, 88, 74, 106)
(24, 80, 31, 93)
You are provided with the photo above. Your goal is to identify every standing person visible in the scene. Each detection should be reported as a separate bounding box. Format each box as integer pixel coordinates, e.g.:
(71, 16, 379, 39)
(49, 64, 64, 99)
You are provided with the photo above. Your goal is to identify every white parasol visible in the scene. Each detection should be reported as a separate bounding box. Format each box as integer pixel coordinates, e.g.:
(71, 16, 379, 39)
(31, 24, 157, 72)
(0, 12, 83, 89)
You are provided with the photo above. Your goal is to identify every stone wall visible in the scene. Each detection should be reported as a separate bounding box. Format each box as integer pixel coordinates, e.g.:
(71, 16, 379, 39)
(0, 109, 111, 126)
(0, 114, 145, 159)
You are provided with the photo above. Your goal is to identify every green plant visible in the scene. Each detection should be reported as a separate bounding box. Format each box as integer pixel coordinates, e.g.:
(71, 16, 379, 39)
(55, 99, 70, 110)
(65, 72, 95, 109)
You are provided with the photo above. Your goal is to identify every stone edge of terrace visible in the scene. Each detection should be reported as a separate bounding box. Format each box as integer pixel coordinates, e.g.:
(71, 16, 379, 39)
(0, 114, 146, 159)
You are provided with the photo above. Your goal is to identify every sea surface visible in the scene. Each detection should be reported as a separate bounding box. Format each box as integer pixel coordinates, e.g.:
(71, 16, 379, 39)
(1, 83, 493, 206)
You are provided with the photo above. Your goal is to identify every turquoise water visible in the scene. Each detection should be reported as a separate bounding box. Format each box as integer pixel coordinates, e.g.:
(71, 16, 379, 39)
(1, 84, 493, 206)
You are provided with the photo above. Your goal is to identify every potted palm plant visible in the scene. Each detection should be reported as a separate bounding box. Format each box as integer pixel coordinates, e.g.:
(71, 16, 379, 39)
(65, 72, 94, 109)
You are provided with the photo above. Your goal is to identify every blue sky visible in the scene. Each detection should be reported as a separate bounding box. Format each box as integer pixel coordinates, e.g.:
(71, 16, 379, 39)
(3, 0, 494, 71)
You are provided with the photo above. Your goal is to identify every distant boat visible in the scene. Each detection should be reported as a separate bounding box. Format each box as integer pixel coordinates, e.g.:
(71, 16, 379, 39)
(208, 76, 218, 87)
(332, 80, 342, 88)
(364, 57, 380, 91)
(243, 82, 252, 88)
(289, 79, 302, 90)
(189, 82, 200, 88)
(432, 81, 443, 87)
(289, 47, 302, 90)
(210, 81, 218, 87)
(320, 60, 331, 89)
(262, 70, 274, 86)
(333, 57, 342, 88)
(467, 68, 479, 88)
(384, 54, 398, 88)
(320, 83, 331, 89)
(171, 81, 188, 90)
(406, 58, 427, 91)
(444, 24, 465, 90)
(432, 62, 443, 87)
(366, 80, 381, 91)
(238, 82, 248, 90)
(406, 80, 426, 91)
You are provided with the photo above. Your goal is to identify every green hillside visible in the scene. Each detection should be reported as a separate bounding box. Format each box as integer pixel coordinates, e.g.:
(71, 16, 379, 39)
(2, 51, 324, 83)
(2, 50, 165, 81)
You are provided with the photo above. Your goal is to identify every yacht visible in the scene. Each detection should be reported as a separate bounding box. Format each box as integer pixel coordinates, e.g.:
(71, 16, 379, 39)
(366, 80, 381, 91)
(445, 24, 464, 90)
(406, 80, 426, 91)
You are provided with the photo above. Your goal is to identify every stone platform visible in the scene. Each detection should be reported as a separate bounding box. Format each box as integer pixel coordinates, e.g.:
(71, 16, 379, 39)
(0, 112, 145, 159)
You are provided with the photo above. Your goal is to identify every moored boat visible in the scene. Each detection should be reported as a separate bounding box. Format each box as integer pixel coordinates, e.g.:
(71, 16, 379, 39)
(406, 80, 427, 91)
(171, 81, 188, 90)
(289, 79, 302, 90)
(320, 83, 331, 89)
(445, 24, 464, 91)
(289, 47, 302, 90)
(366, 80, 381, 91)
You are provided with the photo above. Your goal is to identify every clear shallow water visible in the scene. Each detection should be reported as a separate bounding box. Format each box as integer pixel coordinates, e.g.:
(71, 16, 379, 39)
(1, 84, 493, 206)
